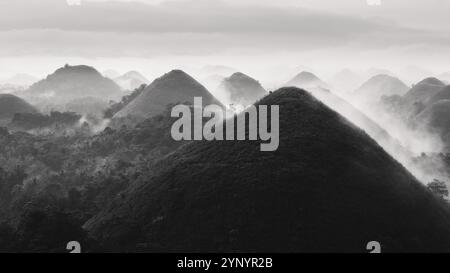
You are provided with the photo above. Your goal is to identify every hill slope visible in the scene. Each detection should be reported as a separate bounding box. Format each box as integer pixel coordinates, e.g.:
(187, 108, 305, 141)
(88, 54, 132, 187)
(0, 94, 37, 124)
(218, 72, 267, 106)
(85, 87, 450, 252)
(403, 77, 446, 106)
(355, 74, 409, 101)
(416, 100, 450, 151)
(24, 64, 122, 104)
(428, 85, 450, 105)
(115, 70, 223, 119)
(417, 100, 450, 133)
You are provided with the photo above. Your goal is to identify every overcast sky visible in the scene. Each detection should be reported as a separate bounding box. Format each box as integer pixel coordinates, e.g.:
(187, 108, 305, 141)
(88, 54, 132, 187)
(0, 0, 449, 83)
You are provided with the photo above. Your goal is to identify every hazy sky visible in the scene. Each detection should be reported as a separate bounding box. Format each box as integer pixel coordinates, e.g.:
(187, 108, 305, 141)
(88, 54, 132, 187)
(0, 0, 449, 82)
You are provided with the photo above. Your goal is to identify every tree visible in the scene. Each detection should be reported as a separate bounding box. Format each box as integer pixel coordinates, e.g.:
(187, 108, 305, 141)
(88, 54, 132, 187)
(427, 179, 449, 200)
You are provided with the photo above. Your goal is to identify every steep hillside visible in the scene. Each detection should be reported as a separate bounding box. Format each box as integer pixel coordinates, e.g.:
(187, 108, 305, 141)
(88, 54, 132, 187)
(85, 87, 450, 252)
(0, 94, 38, 125)
(24, 64, 122, 104)
(403, 77, 446, 106)
(218, 72, 267, 106)
(115, 70, 223, 119)
(416, 100, 450, 151)
(428, 85, 450, 105)
(354, 74, 409, 101)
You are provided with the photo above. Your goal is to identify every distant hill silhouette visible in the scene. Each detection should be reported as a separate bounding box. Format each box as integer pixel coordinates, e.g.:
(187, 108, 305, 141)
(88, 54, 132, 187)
(115, 70, 223, 119)
(218, 72, 267, 106)
(354, 74, 409, 101)
(201, 74, 225, 92)
(85, 87, 450, 252)
(285, 71, 329, 90)
(24, 64, 122, 104)
(330, 69, 363, 92)
(114, 71, 150, 91)
(201, 65, 237, 76)
(400, 66, 434, 84)
(366, 68, 396, 78)
(1, 73, 39, 87)
(103, 69, 121, 79)
(403, 77, 446, 106)
(381, 78, 448, 119)
(416, 99, 450, 151)
(0, 94, 37, 124)
(417, 100, 450, 133)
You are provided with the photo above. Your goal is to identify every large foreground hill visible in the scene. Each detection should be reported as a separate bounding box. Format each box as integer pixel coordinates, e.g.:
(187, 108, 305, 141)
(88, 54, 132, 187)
(86, 87, 450, 252)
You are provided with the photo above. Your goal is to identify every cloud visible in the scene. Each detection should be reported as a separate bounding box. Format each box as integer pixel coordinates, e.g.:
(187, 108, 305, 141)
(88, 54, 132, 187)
(0, 0, 380, 34)
(0, 0, 448, 68)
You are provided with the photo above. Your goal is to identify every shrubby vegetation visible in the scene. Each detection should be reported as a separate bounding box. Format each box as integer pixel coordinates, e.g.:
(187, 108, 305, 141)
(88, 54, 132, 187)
(104, 84, 147, 119)
(0, 105, 186, 252)
(9, 111, 81, 131)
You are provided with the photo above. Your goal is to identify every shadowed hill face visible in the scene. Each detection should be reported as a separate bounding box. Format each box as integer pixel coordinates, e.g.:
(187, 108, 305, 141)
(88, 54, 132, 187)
(355, 74, 409, 101)
(419, 77, 446, 87)
(0, 94, 37, 122)
(85, 87, 450, 253)
(428, 86, 450, 105)
(218, 72, 267, 106)
(416, 100, 450, 147)
(403, 78, 446, 106)
(24, 65, 122, 103)
(304, 87, 408, 163)
(115, 70, 223, 119)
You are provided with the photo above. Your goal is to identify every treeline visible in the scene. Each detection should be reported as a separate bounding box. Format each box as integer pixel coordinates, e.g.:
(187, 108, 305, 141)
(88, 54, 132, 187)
(0, 105, 186, 252)
(9, 111, 81, 131)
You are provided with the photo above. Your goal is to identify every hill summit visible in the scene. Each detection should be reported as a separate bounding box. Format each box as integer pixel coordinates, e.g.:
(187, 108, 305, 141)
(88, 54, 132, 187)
(86, 87, 450, 252)
(429, 85, 450, 105)
(285, 71, 328, 90)
(115, 70, 223, 118)
(403, 77, 447, 106)
(24, 64, 122, 103)
(218, 72, 267, 106)
(355, 74, 409, 101)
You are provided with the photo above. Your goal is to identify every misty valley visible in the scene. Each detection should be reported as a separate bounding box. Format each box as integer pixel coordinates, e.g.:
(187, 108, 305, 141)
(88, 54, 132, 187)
(0, 63, 449, 253)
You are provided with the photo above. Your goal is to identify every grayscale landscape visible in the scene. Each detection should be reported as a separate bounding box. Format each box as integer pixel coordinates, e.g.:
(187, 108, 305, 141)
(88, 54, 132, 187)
(0, 0, 449, 253)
